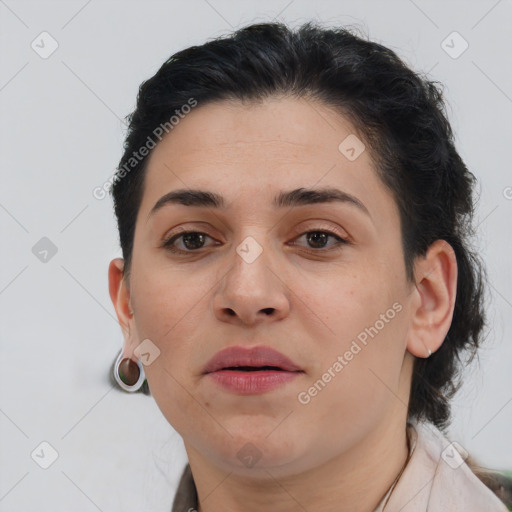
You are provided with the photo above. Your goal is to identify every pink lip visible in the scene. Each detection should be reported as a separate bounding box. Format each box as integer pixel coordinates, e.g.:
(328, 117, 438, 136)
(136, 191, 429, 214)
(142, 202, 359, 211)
(203, 345, 304, 395)
(203, 345, 302, 373)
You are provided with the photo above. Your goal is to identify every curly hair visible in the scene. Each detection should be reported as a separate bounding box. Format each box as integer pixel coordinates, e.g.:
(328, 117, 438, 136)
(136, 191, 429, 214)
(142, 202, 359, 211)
(110, 21, 488, 435)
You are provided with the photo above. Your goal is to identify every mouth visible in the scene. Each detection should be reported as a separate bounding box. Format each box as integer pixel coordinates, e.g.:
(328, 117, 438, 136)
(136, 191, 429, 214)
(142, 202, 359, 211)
(202, 345, 303, 375)
(202, 345, 304, 394)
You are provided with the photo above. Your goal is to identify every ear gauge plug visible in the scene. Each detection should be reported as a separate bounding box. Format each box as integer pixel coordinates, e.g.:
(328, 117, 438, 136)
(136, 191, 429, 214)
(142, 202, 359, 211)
(113, 350, 146, 392)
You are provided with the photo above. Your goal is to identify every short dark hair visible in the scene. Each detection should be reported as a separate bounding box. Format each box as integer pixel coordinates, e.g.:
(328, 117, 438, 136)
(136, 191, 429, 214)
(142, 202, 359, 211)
(110, 21, 488, 433)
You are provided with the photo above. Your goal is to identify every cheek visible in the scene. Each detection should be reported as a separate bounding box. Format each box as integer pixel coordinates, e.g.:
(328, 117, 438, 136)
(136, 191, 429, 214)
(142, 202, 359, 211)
(145, 365, 207, 442)
(129, 267, 206, 400)
(317, 276, 396, 342)
(131, 260, 199, 337)
(296, 326, 406, 452)
(306, 274, 407, 397)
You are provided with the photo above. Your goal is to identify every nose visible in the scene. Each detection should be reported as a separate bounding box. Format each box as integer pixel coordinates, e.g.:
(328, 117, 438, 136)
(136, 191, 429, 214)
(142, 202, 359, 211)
(212, 239, 291, 326)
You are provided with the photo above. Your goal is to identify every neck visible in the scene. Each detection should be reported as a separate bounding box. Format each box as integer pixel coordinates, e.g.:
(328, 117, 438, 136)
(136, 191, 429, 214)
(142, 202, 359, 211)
(185, 410, 411, 512)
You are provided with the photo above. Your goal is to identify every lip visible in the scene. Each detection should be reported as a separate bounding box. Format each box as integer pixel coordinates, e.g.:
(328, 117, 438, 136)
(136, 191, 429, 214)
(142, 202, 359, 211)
(203, 345, 304, 395)
(203, 345, 303, 374)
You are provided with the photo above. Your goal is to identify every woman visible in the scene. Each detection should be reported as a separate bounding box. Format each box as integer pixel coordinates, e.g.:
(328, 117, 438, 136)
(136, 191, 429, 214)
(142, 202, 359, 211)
(107, 21, 509, 511)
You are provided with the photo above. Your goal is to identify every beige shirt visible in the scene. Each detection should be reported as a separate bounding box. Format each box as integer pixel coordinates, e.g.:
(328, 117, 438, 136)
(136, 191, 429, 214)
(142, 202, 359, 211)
(171, 419, 508, 511)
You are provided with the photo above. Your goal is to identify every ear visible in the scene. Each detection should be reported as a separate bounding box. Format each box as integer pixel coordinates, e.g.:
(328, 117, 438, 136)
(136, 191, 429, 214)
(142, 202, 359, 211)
(108, 258, 135, 353)
(406, 240, 458, 358)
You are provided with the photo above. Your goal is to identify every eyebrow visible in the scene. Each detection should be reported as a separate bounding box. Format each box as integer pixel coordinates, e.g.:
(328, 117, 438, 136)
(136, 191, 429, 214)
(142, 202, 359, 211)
(147, 187, 371, 219)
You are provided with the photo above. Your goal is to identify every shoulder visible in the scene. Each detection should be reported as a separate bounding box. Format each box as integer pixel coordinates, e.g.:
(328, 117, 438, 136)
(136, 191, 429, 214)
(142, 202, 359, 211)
(413, 420, 509, 512)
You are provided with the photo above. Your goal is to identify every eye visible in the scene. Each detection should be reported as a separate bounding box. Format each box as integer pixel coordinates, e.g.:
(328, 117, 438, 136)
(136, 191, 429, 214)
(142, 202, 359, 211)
(290, 230, 349, 252)
(162, 231, 217, 254)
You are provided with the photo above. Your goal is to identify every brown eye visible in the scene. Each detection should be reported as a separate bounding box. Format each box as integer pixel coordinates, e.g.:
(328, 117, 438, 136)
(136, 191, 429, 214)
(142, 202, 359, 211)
(306, 232, 329, 249)
(163, 231, 216, 253)
(292, 230, 349, 251)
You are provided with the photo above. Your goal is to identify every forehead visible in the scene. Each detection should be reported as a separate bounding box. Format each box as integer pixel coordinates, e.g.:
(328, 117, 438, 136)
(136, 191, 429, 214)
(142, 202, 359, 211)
(137, 96, 397, 224)
(146, 96, 361, 167)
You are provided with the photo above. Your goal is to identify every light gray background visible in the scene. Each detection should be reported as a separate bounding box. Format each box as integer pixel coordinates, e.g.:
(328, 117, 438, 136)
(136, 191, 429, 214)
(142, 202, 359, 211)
(1, 0, 511, 510)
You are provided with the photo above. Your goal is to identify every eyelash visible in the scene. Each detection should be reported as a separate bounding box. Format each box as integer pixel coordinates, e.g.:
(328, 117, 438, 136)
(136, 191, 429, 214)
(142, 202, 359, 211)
(161, 228, 350, 256)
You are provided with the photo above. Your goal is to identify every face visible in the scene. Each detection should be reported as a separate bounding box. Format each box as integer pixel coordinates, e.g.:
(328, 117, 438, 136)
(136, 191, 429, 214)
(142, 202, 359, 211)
(112, 96, 423, 477)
